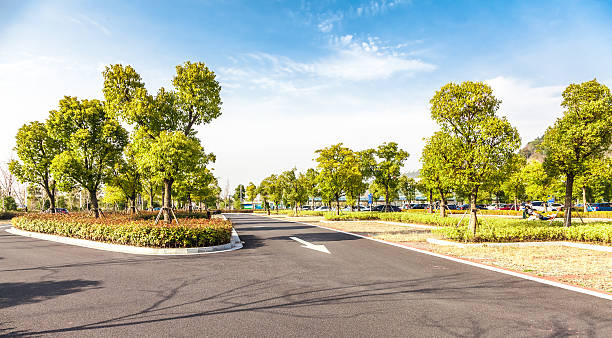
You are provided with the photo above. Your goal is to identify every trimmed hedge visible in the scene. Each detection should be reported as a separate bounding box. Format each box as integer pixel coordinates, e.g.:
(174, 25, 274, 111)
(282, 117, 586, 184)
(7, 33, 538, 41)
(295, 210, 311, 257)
(323, 211, 612, 244)
(12, 214, 233, 248)
(0, 211, 24, 220)
(433, 220, 612, 244)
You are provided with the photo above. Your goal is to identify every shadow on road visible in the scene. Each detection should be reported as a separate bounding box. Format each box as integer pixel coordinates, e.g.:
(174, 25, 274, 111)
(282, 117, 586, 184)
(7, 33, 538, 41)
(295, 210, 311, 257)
(268, 231, 359, 243)
(0, 279, 101, 310)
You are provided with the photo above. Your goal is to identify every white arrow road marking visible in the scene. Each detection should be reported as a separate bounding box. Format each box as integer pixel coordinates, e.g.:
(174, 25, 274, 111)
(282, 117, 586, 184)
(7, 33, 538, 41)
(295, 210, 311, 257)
(289, 237, 331, 254)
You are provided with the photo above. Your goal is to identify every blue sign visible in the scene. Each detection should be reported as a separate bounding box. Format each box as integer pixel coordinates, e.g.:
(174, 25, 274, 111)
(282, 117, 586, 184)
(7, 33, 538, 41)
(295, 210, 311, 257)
(368, 193, 373, 204)
(547, 195, 555, 203)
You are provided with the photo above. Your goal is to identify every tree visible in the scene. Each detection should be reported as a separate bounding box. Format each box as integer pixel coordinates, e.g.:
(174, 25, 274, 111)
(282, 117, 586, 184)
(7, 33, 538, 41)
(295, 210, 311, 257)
(2, 196, 17, 211)
(48, 97, 128, 217)
(541, 79, 612, 226)
(303, 168, 319, 209)
(233, 184, 246, 207)
(280, 168, 309, 215)
(430, 81, 521, 235)
(246, 182, 257, 209)
(132, 130, 207, 218)
(107, 147, 142, 214)
(103, 61, 222, 222)
(9, 121, 62, 212)
(420, 132, 455, 217)
(315, 143, 360, 215)
(398, 175, 417, 204)
(258, 176, 273, 215)
(501, 157, 527, 209)
(371, 142, 409, 208)
(174, 155, 216, 212)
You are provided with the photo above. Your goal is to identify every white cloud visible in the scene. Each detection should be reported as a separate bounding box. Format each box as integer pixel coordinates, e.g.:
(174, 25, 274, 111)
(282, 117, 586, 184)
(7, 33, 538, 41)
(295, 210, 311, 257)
(485, 76, 564, 144)
(71, 14, 111, 36)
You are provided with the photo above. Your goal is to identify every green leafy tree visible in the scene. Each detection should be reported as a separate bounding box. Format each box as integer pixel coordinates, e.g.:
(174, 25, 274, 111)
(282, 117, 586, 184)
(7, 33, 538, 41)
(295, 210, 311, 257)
(9, 121, 62, 212)
(246, 182, 257, 208)
(541, 79, 612, 226)
(258, 175, 274, 215)
(48, 97, 128, 217)
(303, 168, 319, 209)
(501, 157, 527, 208)
(398, 175, 417, 204)
(107, 147, 142, 214)
(103, 61, 221, 222)
(280, 168, 309, 215)
(2, 196, 17, 211)
(371, 142, 409, 208)
(420, 132, 455, 217)
(233, 184, 246, 207)
(430, 81, 521, 235)
(315, 143, 360, 215)
(174, 155, 216, 212)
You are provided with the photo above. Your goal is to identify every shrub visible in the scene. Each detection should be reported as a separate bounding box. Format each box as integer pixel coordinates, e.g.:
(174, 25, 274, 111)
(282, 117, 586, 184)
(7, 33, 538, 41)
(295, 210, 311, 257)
(0, 211, 23, 220)
(2, 196, 17, 211)
(433, 220, 612, 244)
(254, 210, 326, 216)
(12, 214, 233, 248)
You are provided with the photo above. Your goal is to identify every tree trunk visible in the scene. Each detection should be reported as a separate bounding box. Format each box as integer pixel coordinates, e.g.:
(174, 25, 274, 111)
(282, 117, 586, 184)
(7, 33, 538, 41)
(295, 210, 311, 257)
(468, 188, 478, 237)
(428, 189, 434, 213)
(336, 195, 340, 215)
(582, 185, 587, 214)
(439, 189, 447, 218)
(89, 189, 100, 218)
(149, 186, 154, 211)
(129, 197, 136, 214)
(163, 178, 173, 223)
(385, 186, 390, 207)
(564, 174, 574, 227)
(43, 184, 56, 213)
(187, 195, 193, 213)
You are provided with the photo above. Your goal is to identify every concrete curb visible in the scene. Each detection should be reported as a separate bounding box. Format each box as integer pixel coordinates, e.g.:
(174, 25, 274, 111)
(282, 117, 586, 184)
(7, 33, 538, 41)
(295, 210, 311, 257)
(4, 221, 243, 256)
(427, 238, 612, 252)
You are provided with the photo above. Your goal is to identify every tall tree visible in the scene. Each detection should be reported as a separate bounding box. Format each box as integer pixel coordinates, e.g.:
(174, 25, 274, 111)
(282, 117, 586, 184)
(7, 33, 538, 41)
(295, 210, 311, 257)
(430, 81, 521, 235)
(420, 132, 455, 217)
(103, 61, 222, 222)
(48, 97, 128, 217)
(398, 174, 417, 205)
(246, 182, 258, 209)
(303, 168, 319, 209)
(9, 121, 62, 212)
(315, 144, 360, 215)
(107, 147, 142, 214)
(541, 80, 612, 226)
(371, 142, 409, 209)
(280, 168, 309, 215)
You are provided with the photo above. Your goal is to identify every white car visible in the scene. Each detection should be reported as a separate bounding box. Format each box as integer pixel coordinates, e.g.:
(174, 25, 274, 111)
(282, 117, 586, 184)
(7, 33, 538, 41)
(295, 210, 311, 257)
(314, 206, 330, 211)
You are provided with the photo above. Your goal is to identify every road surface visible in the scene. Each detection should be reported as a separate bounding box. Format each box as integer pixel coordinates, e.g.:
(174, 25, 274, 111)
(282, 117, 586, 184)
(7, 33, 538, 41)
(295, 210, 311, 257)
(0, 215, 610, 337)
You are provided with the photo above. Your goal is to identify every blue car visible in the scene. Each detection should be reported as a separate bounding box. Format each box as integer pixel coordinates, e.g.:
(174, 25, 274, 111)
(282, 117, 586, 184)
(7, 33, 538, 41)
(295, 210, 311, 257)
(591, 203, 612, 211)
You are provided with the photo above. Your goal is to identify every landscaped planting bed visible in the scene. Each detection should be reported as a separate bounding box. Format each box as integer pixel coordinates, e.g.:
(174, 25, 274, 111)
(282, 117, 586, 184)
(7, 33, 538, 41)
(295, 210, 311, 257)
(324, 211, 612, 245)
(12, 214, 233, 248)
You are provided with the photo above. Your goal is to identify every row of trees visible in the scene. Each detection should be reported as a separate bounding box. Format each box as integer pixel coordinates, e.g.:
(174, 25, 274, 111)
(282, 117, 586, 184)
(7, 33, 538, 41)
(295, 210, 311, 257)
(419, 80, 612, 232)
(10, 61, 223, 223)
(237, 142, 415, 215)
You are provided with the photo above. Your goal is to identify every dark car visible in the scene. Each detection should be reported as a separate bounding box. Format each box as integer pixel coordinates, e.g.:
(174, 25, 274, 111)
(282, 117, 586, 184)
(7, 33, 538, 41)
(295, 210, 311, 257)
(446, 204, 458, 210)
(56, 208, 69, 214)
(409, 203, 426, 209)
(371, 204, 402, 212)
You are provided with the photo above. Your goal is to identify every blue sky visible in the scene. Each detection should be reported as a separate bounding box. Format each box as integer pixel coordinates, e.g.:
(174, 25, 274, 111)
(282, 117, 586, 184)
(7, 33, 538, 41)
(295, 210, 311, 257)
(2, 0, 612, 191)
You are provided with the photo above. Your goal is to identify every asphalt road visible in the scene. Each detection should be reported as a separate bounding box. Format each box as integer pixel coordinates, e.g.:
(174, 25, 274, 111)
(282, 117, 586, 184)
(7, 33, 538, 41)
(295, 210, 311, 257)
(0, 214, 611, 337)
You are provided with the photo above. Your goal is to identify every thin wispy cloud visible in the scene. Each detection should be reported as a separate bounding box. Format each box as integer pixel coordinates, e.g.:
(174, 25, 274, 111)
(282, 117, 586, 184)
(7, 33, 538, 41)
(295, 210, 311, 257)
(70, 14, 111, 36)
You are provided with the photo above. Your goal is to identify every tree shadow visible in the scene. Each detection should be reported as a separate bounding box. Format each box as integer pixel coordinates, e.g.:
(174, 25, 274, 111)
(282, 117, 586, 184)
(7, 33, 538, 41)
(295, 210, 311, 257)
(236, 234, 266, 250)
(0, 279, 101, 309)
(240, 225, 314, 231)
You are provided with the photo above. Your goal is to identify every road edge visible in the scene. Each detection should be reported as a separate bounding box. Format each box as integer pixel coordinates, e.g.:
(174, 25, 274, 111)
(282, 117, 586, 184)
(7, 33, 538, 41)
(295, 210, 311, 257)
(256, 215, 612, 301)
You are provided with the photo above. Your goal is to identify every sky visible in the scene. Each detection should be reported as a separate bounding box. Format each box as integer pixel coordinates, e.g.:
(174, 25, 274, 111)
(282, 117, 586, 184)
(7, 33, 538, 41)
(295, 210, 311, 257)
(2, 0, 612, 194)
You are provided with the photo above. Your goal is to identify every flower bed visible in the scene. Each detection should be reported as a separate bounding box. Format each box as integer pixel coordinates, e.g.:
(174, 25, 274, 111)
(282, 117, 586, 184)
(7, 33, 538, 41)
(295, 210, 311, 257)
(11, 214, 232, 248)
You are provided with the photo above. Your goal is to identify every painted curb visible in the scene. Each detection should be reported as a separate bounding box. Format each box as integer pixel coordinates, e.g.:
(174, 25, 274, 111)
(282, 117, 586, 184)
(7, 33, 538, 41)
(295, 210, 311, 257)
(426, 238, 612, 252)
(4, 226, 243, 256)
(260, 215, 612, 301)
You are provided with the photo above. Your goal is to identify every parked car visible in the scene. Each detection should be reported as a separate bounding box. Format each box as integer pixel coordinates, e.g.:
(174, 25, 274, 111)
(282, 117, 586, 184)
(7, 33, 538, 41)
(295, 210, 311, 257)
(371, 204, 402, 212)
(530, 201, 546, 212)
(56, 208, 69, 214)
(446, 204, 458, 210)
(410, 203, 427, 209)
(314, 206, 330, 211)
(499, 204, 521, 211)
(301, 205, 312, 211)
(591, 202, 612, 211)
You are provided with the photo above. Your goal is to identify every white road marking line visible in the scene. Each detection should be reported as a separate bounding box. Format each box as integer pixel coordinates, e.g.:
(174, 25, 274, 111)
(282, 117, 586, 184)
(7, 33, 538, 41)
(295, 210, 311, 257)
(248, 215, 612, 301)
(289, 237, 331, 254)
